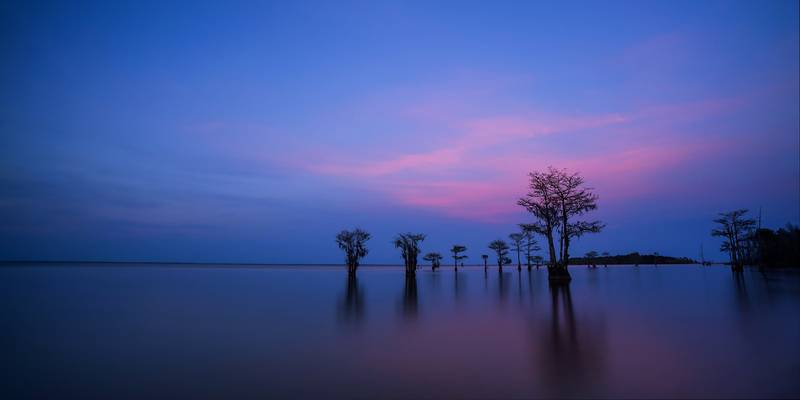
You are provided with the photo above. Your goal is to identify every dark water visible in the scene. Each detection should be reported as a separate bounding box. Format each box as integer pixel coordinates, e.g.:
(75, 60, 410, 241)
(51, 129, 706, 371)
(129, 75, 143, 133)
(1, 264, 799, 399)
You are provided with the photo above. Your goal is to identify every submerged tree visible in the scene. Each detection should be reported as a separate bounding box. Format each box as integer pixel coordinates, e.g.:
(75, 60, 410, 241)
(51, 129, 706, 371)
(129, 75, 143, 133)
(522, 230, 540, 270)
(509, 232, 525, 270)
(489, 240, 510, 272)
(423, 252, 443, 271)
(520, 167, 603, 282)
(482, 254, 489, 270)
(519, 170, 560, 271)
(451, 245, 468, 271)
(585, 251, 598, 268)
(336, 228, 371, 275)
(712, 209, 756, 271)
(394, 233, 426, 276)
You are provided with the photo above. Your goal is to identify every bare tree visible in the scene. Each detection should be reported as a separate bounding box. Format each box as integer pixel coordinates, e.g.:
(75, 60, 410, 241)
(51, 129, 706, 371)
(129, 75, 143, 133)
(394, 233, 426, 276)
(712, 209, 756, 271)
(509, 232, 525, 270)
(519, 167, 603, 282)
(550, 168, 604, 271)
(481, 254, 489, 270)
(489, 240, 510, 272)
(451, 245, 468, 271)
(423, 252, 443, 271)
(522, 230, 540, 270)
(336, 228, 371, 275)
(519, 170, 560, 270)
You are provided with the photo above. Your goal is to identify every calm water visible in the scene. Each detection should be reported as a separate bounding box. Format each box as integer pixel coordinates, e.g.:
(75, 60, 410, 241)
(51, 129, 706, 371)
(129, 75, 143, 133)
(1, 264, 799, 399)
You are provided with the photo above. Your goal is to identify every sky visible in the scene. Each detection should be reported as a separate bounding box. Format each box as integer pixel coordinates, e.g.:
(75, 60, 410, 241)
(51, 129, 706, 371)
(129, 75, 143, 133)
(1, 0, 798, 264)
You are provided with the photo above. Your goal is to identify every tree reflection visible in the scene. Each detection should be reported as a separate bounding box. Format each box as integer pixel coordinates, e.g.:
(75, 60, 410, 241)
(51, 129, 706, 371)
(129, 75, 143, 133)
(498, 271, 511, 304)
(732, 270, 750, 314)
(338, 273, 364, 324)
(401, 274, 418, 319)
(534, 283, 607, 397)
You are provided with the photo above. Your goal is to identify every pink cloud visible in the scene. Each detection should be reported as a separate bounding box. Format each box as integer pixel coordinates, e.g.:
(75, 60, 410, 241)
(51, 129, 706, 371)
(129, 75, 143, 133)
(284, 68, 748, 222)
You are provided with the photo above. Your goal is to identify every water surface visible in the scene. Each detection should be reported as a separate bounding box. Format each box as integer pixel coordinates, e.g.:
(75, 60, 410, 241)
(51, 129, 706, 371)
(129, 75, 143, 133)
(1, 264, 799, 398)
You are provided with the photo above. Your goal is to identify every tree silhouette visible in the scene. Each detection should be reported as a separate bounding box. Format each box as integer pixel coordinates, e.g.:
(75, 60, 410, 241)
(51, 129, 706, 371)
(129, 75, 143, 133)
(451, 245, 468, 271)
(489, 240, 510, 272)
(601, 251, 610, 267)
(509, 232, 525, 270)
(585, 251, 598, 268)
(519, 170, 560, 270)
(523, 229, 540, 270)
(335, 228, 371, 275)
(481, 254, 489, 270)
(423, 252, 443, 271)
(520, 167, 603, 282)
(712, 209, 756, 271)
(394, 233, 426, 277)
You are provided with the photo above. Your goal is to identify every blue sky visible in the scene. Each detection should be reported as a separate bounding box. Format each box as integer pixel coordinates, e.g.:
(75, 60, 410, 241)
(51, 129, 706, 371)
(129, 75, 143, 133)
(1, 1, 798, 263)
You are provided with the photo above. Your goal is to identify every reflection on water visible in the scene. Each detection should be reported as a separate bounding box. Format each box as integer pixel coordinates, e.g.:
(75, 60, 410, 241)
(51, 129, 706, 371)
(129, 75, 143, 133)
(339, 273, 364, 324)
(1, 265, 799, 398)
(401, 275, 418, 318)
(535, 283, 607, 398)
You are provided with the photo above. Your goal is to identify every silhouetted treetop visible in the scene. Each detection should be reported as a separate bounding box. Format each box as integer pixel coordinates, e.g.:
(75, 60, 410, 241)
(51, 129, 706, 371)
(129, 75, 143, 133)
(336, 228, 371, 275)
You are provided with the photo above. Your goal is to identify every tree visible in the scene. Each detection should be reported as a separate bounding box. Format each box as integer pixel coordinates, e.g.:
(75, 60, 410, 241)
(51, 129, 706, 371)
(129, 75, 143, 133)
(394, 233, 426, 276)
(522, 230, 540, 270)
(601, 252, 610, 267)
(481, 254, 489, 270)
(653, 252, 660, 267)
(489, 240, 510, 272)
(336, 228, 371, 275)
(423, 252, 443, 271)
(712, 209, 756, 271)
(550, 168, 603, 271)
(518, 170, 560, 271)
(451, 245, 468, 271)
(509, 232, 525, 270)
(519, 167, 603, 282)
(585, 251, 598, 268)
(532, 255, 544, 268)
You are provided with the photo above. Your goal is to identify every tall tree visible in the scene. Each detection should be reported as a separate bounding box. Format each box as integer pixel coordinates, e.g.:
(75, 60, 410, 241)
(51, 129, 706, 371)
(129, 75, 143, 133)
(519, 170, 560, 270)
(509, 233, 525, 270)
(450, 245, 468, 271)
(520, 167, 603, 282)
(335, 228, 371, 275)
(488, 240, 510, 272)
(423, 252, 443, 271)
(549, 168, 603, 270)
(394, 233, 426, 276)
(712, 209, 756, 271)
(481, 254, 489, 270)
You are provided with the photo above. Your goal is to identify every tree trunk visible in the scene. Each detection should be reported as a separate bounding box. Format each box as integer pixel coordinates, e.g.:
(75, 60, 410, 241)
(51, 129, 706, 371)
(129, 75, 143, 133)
(546, 226, 557, 269)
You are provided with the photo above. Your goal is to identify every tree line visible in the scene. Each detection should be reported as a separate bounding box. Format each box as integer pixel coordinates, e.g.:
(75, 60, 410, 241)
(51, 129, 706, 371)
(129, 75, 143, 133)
(336, 167, 799, 282)
(336, 167, 604, 283)
(712, 209, 800, 271)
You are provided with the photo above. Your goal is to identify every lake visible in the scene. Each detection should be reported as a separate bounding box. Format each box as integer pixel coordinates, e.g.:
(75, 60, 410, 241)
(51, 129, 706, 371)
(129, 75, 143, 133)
(1, 264, 799, 399)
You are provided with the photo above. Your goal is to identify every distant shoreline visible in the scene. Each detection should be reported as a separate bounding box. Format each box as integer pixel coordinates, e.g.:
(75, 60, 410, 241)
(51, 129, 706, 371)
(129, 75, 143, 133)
(0, 260, 708, 268)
